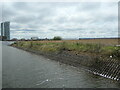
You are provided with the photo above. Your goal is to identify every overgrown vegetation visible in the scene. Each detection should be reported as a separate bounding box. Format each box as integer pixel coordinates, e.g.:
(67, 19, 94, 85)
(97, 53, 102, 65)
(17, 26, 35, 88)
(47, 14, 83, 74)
(11, 41, 120, 58)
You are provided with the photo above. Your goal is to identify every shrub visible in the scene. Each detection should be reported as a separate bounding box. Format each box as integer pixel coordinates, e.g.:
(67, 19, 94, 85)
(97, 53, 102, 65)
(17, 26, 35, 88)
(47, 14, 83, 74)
(53, 36, 62, 40)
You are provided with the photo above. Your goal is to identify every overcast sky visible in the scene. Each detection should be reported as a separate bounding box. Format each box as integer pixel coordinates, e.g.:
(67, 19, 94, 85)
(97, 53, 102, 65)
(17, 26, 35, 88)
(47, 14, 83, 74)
(0, 2, 118, 39)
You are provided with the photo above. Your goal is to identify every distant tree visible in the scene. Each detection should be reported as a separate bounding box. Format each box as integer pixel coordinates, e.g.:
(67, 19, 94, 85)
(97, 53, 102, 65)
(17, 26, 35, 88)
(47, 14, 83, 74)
(53, 36, 62, 40)
(21, 38, 26, 41)
(11, 38, 18, 41)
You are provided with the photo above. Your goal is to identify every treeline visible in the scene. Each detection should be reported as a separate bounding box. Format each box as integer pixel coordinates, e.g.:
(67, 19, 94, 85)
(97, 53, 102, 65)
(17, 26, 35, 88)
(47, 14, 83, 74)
(10, 36, 62, 41)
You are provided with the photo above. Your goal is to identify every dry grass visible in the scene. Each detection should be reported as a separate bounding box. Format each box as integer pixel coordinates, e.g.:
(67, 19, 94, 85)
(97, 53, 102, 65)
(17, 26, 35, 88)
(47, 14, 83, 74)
(24, 38, 119, 46)
(12, 38, 120, 58)
(71, 39, 119, 46)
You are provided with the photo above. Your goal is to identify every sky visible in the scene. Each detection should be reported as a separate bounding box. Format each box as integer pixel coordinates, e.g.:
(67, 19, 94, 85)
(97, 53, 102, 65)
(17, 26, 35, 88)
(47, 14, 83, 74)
(0, 1, 118, 39)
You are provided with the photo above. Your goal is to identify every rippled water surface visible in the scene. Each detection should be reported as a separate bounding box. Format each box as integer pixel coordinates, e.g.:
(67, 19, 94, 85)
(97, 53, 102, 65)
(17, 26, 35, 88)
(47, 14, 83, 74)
(2, 42, 120, 88)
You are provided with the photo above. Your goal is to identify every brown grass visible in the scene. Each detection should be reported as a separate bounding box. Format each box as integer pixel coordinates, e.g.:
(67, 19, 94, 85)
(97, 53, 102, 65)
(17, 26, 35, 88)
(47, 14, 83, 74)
(23, 38, 119, 46)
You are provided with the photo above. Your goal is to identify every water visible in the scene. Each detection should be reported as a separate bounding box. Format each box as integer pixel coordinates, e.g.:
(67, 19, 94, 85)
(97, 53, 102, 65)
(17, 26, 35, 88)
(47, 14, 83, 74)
(2, 42, 120, 88)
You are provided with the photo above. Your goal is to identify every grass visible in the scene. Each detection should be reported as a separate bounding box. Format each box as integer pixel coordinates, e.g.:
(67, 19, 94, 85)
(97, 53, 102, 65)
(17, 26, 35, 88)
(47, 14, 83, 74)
(11, 40, 120, 58)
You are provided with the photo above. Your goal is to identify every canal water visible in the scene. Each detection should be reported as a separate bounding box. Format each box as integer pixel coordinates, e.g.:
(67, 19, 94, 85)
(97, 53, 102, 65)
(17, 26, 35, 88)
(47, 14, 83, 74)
(2, 42, 120, 88)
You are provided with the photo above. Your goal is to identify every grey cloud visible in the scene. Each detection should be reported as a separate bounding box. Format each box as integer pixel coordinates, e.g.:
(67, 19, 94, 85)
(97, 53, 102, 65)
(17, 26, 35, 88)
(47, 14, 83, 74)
(104, 16, 117, 22)
(89, 31, 95, 34)
(10, 25, 21, 29)
(14, 16, 37, 23)
(18, 29, 37, 32)
(12, 2, 28, 10)
(78, 2, 102, 11)
(2, 8, 17, 21)
(49, 27, 88, 32)
(2, 2, 118, 39)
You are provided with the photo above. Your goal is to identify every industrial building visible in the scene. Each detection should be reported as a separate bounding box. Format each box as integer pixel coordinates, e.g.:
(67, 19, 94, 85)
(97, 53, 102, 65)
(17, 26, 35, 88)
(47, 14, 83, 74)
(0, 21, 10, 41)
